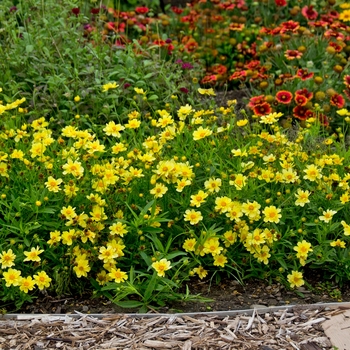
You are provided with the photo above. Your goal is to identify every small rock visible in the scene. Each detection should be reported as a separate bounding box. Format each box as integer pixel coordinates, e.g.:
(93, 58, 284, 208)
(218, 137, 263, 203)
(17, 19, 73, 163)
(82, 305, 89, 312)
(250, 304, 267, 309)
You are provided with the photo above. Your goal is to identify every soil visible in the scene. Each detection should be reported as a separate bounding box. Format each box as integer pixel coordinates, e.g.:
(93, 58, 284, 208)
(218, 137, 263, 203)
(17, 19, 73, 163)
(12, 273, 350, 315)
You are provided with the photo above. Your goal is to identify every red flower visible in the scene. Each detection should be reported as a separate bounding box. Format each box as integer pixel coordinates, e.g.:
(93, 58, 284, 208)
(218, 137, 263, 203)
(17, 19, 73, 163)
(344, 87, 350, 101)
(229, 23, 244, 31)
(248, 95, 266, 108)
(295, 88, 313, 101)
(253, 102, 272, 116)
(201, 75, 218, 85)
(280, 20, 300, 33)
(344, 75, 350, 87)
(72, 7, 80, 16)
(317, 114, 329, 126)
(296, 69, 314, 81)
(275, 91, 293, 104)
(135, 7, 149, 14)
(91, 8, 100, 14)
(171, 6, 183, 14)
(294, 94, 308, 106)
(284, 50, 303, 60)
(229, 70, 247, 81)
(275, 0, 287, 6)
(293, 106, 311, 120)
(212, 64, 227, 75)
(301, 5, 318, 20)
(330, 94, 345, 108)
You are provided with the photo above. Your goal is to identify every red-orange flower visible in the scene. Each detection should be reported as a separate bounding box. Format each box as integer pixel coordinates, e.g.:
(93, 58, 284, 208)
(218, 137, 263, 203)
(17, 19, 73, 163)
(296, 69, 314, 81)
(135, 7, 149, 14)
(293, 106, 312, 120)
(330, 94, 345, 108)
(275, 0, 287, 6)
(248, 95, 266, 108)
(229, 70, 247, 81)
(284, 50, 303, 60)
(294, 94, 308, 106)
(275, 91, 293, 104)
(253, 102, 272, 116)
(301, 5, 318, 20)
(295, 88, 313, 101)
(344, 75, 350, 87)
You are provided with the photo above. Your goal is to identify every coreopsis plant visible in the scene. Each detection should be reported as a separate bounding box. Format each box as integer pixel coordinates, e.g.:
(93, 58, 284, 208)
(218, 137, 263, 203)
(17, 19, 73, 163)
(1, 86, 350, 311)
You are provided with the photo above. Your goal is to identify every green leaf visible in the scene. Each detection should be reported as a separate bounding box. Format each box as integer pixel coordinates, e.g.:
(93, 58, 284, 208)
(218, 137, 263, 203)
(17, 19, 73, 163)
(144, 272, 158, 302)
(125, 56, 134, 69)
(148, 95, 158, 101)
(143, 227, 163, 234)
(166, 251, 187, 260)
(140, 251, 152, 266)
(114, 300, 144, 308)
(277, 258, 288, 270)
(143, 73, 154, 79)
(26, 45, 34, 53)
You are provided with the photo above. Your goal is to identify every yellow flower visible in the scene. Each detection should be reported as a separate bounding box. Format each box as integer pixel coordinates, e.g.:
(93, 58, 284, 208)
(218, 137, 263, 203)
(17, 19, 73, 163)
(134, 87, 146, 95)
(193, 266, 208, 279)
(61, 229, 76, 245)
(214, 196, 232, 213)
(98, 246, 119, 263)
(213, 254, 227, 267)
(237, 119, 248, 127)
(229, 173, 247, 190)
(96, 270, 112, 286)
(184, 209, 203, 225)
(109, 222, 128, 237)
(19, 276, 36, 293)
(47, 230, 61, 246)
(0, 249, 16, 269)
(294, 240, 313, 259)
(34, 271, 52, 290)
(303, 164, 322, 181)
(339, 9, 350, 21)
(190, 190, 208, 207)
(102, 82, 119, 92)
(204, 177, 222, 193)
(287, 270, 304, 288)
(183, 238, 197, 252)
(3, 268, 22, 287)
(45, 176, 63, 192)
(125, 119, 141, 129)
(103, 121, 125, 137)
(150, 183, 168, 198)
(74, 95, 81, 102)
(294, 189, 310, 207)
(203, 237, 223, 256)
(263, 205, 282, 224)
(62, 158, 84, 178)
(23, 246, 44, 262)
(0, 162, 9, 178)
(73, 256, 91, 278)
(108, 268, 128, 283)
(198, 88, 216, 96)
(242, 200, 261, 220)
(193, 126, 212, 141)
(152, 258, 172, 277)
(61, 205, 77, 220)
(330, 239, 346, 248)
(319, 209, 337, 223)
(341, 221, 350, 236)
(254, 245, 271, 265)
(223, 230, 237, 247)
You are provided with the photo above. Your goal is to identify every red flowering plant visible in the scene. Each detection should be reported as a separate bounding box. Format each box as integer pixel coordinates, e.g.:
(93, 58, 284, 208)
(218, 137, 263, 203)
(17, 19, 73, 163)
(242, 2, 350, 133)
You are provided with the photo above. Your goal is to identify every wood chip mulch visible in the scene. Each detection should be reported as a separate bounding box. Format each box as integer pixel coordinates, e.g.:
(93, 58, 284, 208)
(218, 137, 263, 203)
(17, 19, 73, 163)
(0, 306, 342, 350)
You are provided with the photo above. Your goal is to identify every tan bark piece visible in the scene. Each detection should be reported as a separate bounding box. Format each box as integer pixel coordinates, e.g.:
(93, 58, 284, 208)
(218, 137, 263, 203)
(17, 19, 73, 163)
(321, 309, 350, 350)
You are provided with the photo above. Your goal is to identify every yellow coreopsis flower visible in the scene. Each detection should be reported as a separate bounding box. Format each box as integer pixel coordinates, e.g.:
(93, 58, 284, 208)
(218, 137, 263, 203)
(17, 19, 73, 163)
(98, 246, 119, 263)
(103, 121, 125, 137)
(19, 276, 36, 293)
(152, 258, 172, 277)
(287, 270, 304, 288)
(102, 82, 119, 92)
(294, 189, 310, 207)
(213, 254, 228, 267)
(61, 205, 77, 220)
(150, 183, 168, 198)
(341, 221, 350, 236)
(193, 265, 208, 279)
(303, 164, 322, 181)
(198, 88, 216, 96)
(294, 240, 313, 259)
(108, 268, 128, 283)
(229, 173, 247, 190)
(45, 176, 63, 193)
(190, 190, 208, 207)
(34, 271, 52, 290)
(183, 238, 197, 252)
(3, 268, 22, 287)
(330, 239, 346, 248)
(237, 119, 249, 127)
(193, 126, 212, 141)
(204, 177, 222, 193)
(184, 209, 203, 225)
(0, 249, 16, 269)
(203, 237, 223, 256)
(263, 205, 282, 224)
(73, 256, 91, 278)
(319, 209, 337, 223)
(23, 246, 44, 262)
(214, 196, 232, 213)
(125, 119, 141, 129)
